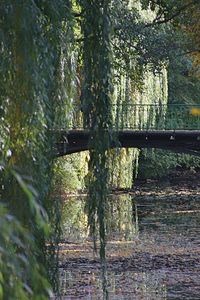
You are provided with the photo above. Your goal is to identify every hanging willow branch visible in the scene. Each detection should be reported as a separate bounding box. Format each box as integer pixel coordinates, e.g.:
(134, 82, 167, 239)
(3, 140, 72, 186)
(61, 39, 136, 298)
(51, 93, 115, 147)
(79, 0, 113, 292)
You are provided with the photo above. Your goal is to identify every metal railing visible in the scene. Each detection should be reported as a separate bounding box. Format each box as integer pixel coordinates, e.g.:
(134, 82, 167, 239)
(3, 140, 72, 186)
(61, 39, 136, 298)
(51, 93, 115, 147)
(69, 103, 200, 130)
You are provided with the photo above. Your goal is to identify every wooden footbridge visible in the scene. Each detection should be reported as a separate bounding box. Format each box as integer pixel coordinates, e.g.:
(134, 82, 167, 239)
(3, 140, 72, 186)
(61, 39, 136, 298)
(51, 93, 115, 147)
(55, 104, 200, 157)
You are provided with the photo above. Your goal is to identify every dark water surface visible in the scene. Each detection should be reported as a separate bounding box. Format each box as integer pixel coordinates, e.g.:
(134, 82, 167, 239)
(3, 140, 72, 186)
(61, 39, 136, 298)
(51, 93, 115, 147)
(59, 186, 200, 299)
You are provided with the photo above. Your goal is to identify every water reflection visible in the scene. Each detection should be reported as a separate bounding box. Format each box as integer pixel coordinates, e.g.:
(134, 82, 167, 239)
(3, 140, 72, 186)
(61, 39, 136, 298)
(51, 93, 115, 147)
(62, 195, 138, 242)
(60, 192, 200, 299)
(62, 196, 88, 242)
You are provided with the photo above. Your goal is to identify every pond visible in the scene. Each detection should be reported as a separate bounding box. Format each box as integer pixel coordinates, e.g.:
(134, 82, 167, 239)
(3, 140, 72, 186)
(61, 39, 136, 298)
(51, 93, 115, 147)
(59, 184, 200, 299)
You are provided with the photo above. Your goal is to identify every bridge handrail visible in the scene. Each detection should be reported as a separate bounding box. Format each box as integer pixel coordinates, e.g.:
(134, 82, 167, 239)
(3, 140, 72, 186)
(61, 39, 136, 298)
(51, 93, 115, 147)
(112, 103, 200, 107)
(69, 102, 200, 131)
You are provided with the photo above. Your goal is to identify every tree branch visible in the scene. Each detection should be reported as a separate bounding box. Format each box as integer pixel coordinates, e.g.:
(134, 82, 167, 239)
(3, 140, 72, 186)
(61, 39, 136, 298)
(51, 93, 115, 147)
(145, 0, 199, 27)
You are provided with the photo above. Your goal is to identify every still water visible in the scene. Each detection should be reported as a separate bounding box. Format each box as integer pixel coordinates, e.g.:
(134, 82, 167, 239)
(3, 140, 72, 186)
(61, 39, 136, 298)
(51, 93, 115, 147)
(59, 187, 200, 299)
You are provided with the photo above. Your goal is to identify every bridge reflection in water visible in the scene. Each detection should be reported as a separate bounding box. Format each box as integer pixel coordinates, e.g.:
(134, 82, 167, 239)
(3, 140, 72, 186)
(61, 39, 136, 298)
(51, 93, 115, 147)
(55, 104, 200, 157)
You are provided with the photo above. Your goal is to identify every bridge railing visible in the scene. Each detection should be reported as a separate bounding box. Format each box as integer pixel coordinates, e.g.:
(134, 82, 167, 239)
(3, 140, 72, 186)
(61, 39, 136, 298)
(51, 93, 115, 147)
(113, 103, 200, 130)
(69, 103, 200, 130)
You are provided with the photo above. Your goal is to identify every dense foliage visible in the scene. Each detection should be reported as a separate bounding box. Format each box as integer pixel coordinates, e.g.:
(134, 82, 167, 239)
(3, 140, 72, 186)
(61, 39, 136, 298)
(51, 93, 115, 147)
(0, 1, 73, 298)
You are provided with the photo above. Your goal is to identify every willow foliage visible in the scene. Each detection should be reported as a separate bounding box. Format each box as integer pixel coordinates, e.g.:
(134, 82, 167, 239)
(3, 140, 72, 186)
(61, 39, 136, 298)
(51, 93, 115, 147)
(0, 1, 73, 298)
(79, 0, 113, 257)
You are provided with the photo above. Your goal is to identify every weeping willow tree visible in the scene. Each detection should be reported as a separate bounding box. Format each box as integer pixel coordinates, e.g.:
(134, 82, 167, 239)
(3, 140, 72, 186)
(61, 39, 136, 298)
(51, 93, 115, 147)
(64, 0, 170, 191)
(0, 1, 73, 299)
(106, 0, 168, 188)
(79, 0, 113, 263)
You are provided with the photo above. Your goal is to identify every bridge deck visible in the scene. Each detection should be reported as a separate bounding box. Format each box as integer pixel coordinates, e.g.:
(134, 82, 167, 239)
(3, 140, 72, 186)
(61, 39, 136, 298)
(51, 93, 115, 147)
(55, 130, 200, 157)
